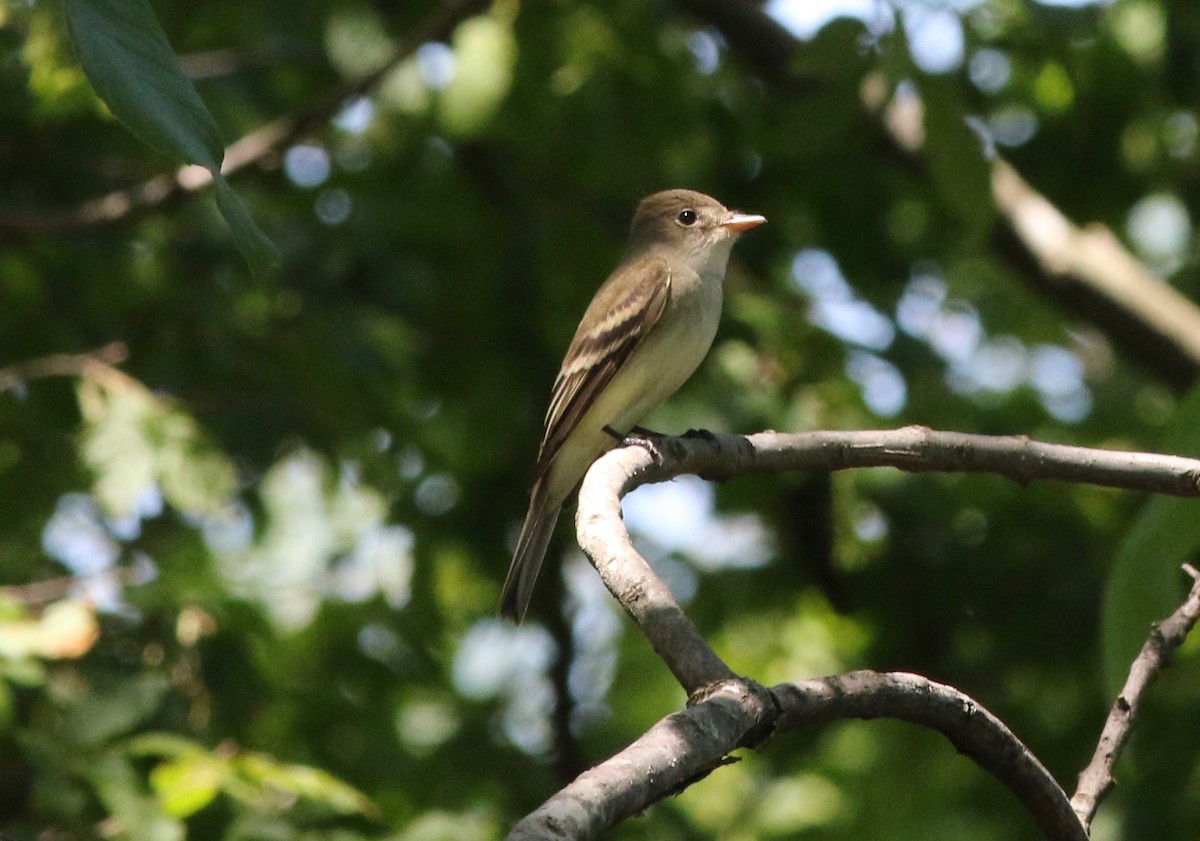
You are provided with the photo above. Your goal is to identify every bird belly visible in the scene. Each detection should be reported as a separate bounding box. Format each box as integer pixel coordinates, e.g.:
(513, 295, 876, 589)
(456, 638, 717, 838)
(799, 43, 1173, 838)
(541, 276, 722, 505)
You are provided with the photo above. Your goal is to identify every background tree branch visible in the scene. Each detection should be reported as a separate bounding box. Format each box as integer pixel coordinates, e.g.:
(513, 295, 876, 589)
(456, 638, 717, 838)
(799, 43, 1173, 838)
(0, 342, 130, 392)
(677, 0, 1200, 390)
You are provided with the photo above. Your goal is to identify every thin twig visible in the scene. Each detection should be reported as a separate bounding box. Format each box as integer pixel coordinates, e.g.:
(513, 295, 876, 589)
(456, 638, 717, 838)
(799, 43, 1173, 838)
(0, 563, 155, 607)
(0, 342, 131, 393)
(1071, 564, 1200, 829)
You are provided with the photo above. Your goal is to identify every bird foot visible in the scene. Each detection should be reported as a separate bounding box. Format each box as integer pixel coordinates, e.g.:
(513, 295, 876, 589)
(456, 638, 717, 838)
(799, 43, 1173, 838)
(682, 428, 717, 441)
(619, 429, 667, 464)
(601, 424, 668, 462)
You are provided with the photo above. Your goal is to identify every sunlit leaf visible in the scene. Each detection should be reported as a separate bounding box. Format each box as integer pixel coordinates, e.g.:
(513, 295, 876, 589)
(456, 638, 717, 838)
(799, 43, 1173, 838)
(89, 753, 185, 841)
(127, 733, 211, 759)
(325, 2, 394, 79)
(236, 752, 378, 816)
(77, 375, 237, 519)
(438, 1, 517, 136)
(149, 754, 222, 818)
(0, 600, 99, 661)
(23, 4, 100, 117)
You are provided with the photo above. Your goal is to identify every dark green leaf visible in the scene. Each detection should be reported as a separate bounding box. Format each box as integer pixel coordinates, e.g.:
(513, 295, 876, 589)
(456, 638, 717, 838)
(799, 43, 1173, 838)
(213, 174, 281, 277)
(61, 0, 224, 169)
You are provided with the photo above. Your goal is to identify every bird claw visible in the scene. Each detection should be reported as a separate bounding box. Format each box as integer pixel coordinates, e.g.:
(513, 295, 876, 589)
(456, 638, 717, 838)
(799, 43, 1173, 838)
(619, 429, 665, 464)
(602, 425, 669, 463)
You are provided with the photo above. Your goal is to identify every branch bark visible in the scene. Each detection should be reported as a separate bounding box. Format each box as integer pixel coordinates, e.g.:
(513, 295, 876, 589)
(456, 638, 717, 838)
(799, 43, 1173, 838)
(0, 562, 155, 607)
(507, 679, 775, 841)
(773, 672, 1087, 841)
(582, 428, 1200, 530)
(576, 440, 736, 695)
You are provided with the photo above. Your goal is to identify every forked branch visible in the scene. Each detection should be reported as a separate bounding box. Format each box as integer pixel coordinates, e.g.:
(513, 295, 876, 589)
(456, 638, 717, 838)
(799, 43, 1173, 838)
(504, 428, 1200, 840)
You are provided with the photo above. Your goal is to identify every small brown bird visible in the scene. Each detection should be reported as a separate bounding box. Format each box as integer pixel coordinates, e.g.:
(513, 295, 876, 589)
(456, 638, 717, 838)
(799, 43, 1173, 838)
(500, 189, 766, 621)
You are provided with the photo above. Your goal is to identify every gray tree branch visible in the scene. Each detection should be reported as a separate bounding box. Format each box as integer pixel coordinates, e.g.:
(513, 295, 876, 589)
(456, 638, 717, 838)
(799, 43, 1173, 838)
(508, 670, 1088, 841)
(506, 428, 1200, 840)
(585, 428, 1200, 515)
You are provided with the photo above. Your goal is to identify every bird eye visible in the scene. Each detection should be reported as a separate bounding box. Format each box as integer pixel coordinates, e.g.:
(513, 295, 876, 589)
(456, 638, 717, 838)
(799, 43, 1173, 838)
(677, 209, 698, 226)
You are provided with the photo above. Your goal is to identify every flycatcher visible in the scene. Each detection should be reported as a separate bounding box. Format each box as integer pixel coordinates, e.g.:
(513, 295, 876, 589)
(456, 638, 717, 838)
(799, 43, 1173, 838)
(500, 189, 766, 622)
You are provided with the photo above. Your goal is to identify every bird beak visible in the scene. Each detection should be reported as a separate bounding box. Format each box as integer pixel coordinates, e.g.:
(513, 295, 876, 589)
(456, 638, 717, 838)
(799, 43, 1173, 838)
(720, 211, 767, 233)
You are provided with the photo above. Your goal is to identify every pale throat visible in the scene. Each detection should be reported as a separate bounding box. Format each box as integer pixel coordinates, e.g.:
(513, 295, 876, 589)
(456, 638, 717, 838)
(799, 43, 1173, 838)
(685, 234, 738, 281)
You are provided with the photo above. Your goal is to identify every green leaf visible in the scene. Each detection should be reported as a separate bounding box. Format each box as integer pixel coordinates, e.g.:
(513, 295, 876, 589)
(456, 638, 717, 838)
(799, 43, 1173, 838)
(149, 754, 222, 818)
(1101, 384, 1200, 693)
(126, 733, 209, 759)
(214, 174, 282, 277)
(236, 753, 377, 817)
(66, 673, 169, 746)
(60, 0, 224, 169)
(0, 656, 46, 688)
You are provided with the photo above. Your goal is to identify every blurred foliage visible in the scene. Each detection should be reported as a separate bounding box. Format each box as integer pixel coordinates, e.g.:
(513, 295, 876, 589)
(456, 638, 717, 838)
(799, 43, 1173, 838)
(1, 0, 1199, 839)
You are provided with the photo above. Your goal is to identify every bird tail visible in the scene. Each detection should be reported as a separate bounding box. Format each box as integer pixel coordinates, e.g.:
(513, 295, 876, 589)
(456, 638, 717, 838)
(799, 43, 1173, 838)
(499, 485, 560, 623)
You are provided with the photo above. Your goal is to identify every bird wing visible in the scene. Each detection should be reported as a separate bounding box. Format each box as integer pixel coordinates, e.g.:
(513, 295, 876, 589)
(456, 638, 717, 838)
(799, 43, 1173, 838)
(534, 253, 672, 479)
